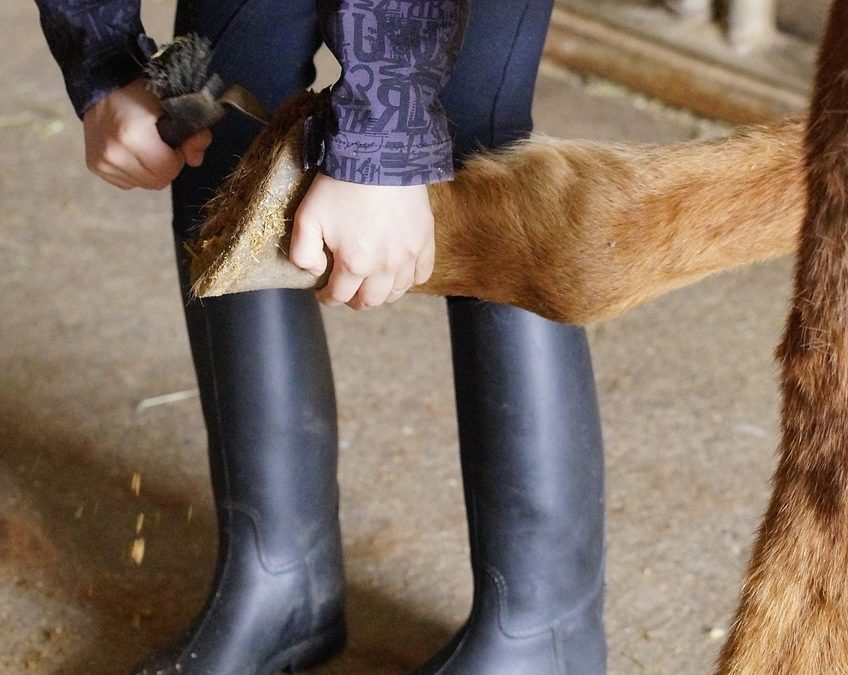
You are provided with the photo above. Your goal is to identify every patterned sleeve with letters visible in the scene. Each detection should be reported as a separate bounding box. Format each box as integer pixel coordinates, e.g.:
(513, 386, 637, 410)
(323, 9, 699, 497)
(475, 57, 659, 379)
(36, 0, 467, 185)
(319, 0, 468, 186)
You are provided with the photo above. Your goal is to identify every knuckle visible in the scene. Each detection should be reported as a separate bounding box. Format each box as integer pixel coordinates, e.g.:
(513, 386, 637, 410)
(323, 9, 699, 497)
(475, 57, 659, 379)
(290, 242, 320, 271)
(317, 288, 340, 305)
(115, 126, 136, 149)
(292, 253, 312, 271)
(385, 253, 409, 272)
(341, 257, 371, 278)
(160, 161, 181, 181)
(415, 264, 434, 284)
(359, 291, 377, 306)
(326, 285, 352, 305)
(101, 143, 122, 167)
(120, 123, 150, 150)
(289, 247, 307, 267)
(292, 213, 316, 241)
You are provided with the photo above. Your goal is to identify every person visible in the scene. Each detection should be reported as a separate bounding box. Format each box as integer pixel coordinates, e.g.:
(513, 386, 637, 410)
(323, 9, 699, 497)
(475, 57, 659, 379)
(35, 1, 606, 673)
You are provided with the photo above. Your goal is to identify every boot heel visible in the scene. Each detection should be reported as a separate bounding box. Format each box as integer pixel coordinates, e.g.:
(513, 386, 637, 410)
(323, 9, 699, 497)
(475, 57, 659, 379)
(266, 620, 347, 674)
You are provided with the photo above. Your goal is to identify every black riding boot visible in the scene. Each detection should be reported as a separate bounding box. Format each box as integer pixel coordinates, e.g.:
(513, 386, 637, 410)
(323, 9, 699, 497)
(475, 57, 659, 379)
(131, 264, 345, 673)
(129, 4, 345, 667)
(412, 299, 606, 675)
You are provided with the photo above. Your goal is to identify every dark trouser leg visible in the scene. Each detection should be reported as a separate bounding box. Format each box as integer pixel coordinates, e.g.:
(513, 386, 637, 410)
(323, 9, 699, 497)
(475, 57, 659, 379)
(412, 1, 607, 673)
(132, 3, 345, 674)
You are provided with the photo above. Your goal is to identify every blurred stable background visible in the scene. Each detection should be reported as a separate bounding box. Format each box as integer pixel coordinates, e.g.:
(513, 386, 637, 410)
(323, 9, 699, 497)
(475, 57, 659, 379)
(0, 1, 828, 674)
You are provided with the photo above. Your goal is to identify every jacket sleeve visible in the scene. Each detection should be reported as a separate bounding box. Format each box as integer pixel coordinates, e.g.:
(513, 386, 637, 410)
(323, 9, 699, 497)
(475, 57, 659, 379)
(319, 0, 468, 186)
(34, 0, 149, 118)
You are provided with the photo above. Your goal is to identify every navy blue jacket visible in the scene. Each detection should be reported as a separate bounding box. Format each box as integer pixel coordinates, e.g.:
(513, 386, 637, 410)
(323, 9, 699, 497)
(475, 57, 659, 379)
(34, 0, 467, 186)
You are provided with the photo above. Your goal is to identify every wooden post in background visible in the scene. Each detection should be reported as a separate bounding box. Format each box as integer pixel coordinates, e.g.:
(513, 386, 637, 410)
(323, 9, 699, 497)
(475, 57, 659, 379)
(544, 0, 810, 123)
(665, 0, 713, 21)
(726, 0, 777, 51)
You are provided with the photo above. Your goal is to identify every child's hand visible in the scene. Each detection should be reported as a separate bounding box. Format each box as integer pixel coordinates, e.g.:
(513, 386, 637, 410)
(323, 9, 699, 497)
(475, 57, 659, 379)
(82, 79, 212, 190)
(290, 173, 435, 310)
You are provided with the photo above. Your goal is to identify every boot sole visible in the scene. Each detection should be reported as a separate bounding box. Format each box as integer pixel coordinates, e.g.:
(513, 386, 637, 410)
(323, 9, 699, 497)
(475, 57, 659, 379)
(262, 621, 347, 674)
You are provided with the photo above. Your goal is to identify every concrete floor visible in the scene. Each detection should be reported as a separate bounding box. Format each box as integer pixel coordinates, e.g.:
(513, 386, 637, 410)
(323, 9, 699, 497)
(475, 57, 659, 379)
(2, 2, 797, 674)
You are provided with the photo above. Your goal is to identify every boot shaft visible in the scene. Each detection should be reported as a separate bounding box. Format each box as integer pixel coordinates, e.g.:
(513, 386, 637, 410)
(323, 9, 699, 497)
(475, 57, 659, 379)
(449, 298, 606, 635)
